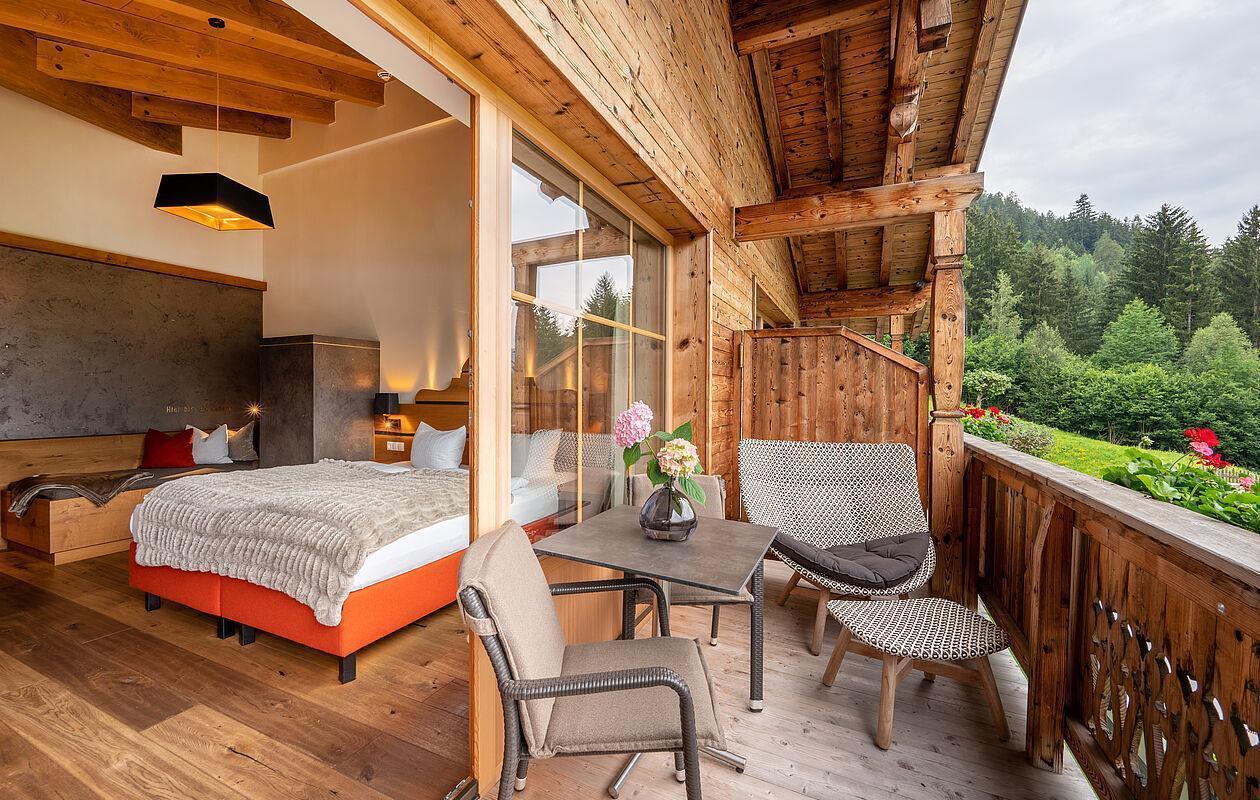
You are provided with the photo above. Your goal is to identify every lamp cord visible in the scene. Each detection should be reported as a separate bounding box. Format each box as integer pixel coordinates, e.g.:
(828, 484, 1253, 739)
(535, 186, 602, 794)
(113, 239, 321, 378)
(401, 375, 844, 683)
(215, 70, 220, 174)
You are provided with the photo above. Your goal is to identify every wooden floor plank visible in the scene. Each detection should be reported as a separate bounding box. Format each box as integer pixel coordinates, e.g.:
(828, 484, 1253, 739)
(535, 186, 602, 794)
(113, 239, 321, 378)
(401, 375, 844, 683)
(0, 716, 101, 800)
(0, 614, 195, 731)
(145, 705, 395, 800)
(0, 681, 246, 800)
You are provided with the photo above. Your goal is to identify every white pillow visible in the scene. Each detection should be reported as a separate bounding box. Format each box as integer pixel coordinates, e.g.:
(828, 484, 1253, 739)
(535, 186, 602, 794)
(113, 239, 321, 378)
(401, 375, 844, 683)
(185, 424, 233, 465)
(522, 429, 562, 482)
(410, 422, 467, 470)
(510, 433, 532, 477)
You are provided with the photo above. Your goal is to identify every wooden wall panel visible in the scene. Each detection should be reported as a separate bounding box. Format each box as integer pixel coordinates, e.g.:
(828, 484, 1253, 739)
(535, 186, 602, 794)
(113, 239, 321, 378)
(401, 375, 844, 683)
(730, 327, 930, 517)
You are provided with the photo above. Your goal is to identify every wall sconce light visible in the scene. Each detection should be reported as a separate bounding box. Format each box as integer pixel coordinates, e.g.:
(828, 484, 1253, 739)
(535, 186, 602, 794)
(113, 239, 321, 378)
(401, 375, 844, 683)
(374, 392, 401, 430)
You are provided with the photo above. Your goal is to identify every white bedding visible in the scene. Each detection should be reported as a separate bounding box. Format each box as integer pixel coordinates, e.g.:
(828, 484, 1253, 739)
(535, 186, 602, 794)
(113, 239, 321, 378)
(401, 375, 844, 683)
(130, 460, 562, 592)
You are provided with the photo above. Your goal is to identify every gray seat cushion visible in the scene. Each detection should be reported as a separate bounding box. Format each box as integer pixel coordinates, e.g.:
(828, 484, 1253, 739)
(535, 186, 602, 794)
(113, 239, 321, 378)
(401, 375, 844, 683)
(458, 522, 567, 754)
(540, 636, 726, 757)
(772, 530, 929, 590)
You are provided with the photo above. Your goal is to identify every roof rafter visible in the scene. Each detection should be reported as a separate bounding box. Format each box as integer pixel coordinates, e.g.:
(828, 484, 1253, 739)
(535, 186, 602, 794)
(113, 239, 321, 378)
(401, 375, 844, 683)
(732, 0, 888, 55)
(949, 0, 1006, 164)
(799, 283, 932, 319)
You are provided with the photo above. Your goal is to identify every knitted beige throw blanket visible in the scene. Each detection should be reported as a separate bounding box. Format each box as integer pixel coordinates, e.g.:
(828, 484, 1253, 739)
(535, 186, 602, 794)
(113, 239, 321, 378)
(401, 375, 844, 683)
(133, 460, 468, 625)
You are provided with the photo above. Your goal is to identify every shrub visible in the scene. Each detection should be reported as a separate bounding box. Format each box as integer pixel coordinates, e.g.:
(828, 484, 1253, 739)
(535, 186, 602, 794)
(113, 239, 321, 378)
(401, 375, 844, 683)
(962, 369, 1014, 408)
(961, 404, 1010, 442)
(1003, 420, 1056, 458)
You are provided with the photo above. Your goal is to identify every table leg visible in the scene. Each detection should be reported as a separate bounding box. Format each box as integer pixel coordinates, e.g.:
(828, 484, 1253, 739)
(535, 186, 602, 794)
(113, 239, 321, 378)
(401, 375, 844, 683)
(621, 571, 636, 640)
(750, 560, 764, 711)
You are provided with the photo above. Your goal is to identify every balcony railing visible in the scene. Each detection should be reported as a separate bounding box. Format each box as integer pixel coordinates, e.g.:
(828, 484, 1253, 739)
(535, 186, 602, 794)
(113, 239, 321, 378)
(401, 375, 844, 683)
(962, 434, 1260, 800)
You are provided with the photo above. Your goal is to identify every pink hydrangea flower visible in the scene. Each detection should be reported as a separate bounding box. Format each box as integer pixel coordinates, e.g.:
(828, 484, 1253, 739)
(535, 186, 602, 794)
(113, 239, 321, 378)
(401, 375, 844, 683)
(614, 401, 654, 448)
(1189, 440, 1214, 457)
(1240, 476, 1256, 491)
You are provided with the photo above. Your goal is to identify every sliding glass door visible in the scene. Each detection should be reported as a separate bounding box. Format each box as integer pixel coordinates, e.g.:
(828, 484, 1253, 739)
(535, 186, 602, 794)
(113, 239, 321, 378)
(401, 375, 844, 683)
(509, 133, 667, 535)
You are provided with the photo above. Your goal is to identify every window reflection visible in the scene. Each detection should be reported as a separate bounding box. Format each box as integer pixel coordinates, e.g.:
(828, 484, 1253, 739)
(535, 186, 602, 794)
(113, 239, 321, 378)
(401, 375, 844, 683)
(510, 132, 668, 534)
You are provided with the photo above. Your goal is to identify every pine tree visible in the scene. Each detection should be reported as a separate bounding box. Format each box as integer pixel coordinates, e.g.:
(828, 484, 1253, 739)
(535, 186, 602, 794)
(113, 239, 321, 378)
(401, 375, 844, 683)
(532, 305, 574, 364)
(1161, 216, 1215, 343)
(1014, 244, 1061, 331)
(1214, 205, 1260, 344)
(1111, 205, 1211, 332)
(1056, 258, 1091, 353)
(964, 205, 1022, 322)
(982, 271, 1023, 339)
(1067, 193, 1101, 252)
(581, 272, 629, 333)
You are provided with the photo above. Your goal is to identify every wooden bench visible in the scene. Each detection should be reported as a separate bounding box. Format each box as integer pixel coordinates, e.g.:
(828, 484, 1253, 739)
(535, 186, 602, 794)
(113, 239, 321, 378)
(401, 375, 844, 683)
(1, 487, 151, 564)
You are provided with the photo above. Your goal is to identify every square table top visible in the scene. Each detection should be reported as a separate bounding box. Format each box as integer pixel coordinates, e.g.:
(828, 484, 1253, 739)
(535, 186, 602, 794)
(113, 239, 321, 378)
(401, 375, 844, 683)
(533, 505, 778, 595)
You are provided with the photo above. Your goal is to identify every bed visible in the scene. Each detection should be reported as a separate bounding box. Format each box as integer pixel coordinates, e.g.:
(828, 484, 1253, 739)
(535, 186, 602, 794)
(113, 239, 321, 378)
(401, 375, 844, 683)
(127, 459, 560, 682)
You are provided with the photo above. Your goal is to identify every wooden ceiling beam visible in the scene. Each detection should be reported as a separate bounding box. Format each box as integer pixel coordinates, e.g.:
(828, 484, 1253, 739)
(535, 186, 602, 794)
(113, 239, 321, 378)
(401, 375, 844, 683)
(749, 49, 791, 194)
(0, 0, 383, 105)
(734, 172, 984, 242)
(878, 225, 893, 284)
(733, 0, 888, 55)
(787, 237, 807, 294)
(880, 0, 928, 287)
(917, 0, 952, 52)
(131, 93, 290, 138)
(949, 0, 1005, 164)
(909, 304, 927, 338)
(833, 230, 848, 290)
(799, 283, 932, 320)
(120, 0, 380, 78)
(0, 25, 181, 153)
(36, 40, 336, 123)
(820, 30, 843, 185)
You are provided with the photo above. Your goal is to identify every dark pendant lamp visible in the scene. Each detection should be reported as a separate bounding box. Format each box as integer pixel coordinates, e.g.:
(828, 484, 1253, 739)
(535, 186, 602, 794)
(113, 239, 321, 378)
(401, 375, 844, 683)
(154, 17, 273, 231)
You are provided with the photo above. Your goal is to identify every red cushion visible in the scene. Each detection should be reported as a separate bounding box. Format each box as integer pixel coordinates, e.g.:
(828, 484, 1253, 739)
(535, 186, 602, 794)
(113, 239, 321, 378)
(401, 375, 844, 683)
(141, 428, 195, 468)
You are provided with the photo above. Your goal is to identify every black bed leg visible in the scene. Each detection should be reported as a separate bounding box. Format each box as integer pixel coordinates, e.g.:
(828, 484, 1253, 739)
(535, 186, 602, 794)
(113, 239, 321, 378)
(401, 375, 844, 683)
(216, 617, 236, 639)
(338, 653, 357, 684)
(144, 592, 161, 612)
(238, 624, 256, 646)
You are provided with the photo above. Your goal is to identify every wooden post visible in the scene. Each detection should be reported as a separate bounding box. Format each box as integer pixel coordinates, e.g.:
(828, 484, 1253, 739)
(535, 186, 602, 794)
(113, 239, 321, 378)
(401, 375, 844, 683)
(1026, 501, 1075, 772)
(468, 95, 514, 794)
(890, 314, 905, 352)
(671, 233, 711, 463)
(928, 209, 966, 602)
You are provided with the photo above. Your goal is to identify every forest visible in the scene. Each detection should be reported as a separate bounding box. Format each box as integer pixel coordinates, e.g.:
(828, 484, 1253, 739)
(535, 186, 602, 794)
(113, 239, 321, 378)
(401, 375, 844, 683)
(904, 193, 1260, 470)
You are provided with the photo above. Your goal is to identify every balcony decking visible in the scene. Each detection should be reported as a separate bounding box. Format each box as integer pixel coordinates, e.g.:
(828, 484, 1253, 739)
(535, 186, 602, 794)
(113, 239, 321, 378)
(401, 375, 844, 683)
(520, 558, 1096, 800)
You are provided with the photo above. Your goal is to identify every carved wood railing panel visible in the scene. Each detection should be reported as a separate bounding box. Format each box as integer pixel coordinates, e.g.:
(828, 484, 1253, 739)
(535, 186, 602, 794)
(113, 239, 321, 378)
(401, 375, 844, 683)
(965, 436, 1260, 799)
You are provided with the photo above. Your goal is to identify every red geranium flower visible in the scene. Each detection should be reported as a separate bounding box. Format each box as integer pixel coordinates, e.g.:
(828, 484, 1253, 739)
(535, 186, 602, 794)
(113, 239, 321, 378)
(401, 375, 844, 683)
(1185, 428, 1220, 448)
(1202, 452, 1231, 470)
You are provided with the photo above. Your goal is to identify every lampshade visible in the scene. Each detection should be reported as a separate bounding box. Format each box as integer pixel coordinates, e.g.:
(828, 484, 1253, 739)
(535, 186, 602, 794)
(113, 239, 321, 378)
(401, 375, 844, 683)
(154, 172, 274, 231)
(373, 392, 401, 415)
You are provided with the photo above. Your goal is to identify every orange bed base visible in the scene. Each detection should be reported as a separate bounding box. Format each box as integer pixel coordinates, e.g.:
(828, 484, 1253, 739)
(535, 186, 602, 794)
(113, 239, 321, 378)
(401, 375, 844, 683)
(129, 545, 463, 679)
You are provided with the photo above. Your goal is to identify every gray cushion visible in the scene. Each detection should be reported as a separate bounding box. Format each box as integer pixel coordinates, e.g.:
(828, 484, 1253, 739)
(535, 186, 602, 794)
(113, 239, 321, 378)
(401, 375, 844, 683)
(541, 636, 726, 757)
(630, 473, 725, 518)
(772, 530, 929, 590)
(457, 522, 567, 754)
(228, 421, 259, 462)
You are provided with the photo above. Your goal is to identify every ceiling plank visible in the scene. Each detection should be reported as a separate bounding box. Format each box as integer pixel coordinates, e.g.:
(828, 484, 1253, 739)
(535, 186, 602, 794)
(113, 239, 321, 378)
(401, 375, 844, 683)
(917, 0, 952, 52)
(0, 0, 383, 105)
(0, 25, 180, 154)
(949, 0, 1005, 164)
(131, 93, 291, 138)
(799, 283, 932, 320)
(733, 0, 888, 55)
(121, 0, 380, 78)
(36, 39, 336, 123)
(749, 49, 791, 194)
(734, 172, 984, 242)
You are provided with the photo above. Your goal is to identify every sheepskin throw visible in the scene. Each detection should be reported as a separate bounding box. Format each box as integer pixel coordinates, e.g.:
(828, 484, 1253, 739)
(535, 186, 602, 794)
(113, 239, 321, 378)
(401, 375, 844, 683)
(133, 460, 468, 625)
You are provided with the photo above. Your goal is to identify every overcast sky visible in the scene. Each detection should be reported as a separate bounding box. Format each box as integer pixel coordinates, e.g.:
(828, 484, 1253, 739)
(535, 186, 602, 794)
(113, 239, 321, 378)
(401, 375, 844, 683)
(981, 0, 1258, 246)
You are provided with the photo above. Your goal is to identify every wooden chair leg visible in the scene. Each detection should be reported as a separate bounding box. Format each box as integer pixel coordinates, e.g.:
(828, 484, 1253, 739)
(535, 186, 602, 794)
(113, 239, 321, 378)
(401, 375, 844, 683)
(810, 588, 830, 656)
(973, 656, 1010, 741)
(777, 573, 801, 606)
(821, 627, 851, 686)
(876, 653, 900, 749)
(922, 671, 936, 682)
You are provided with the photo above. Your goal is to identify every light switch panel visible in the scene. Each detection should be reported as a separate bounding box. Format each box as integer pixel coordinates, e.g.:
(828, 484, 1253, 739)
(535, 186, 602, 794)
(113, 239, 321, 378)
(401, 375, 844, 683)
(387, 441, 405, 452)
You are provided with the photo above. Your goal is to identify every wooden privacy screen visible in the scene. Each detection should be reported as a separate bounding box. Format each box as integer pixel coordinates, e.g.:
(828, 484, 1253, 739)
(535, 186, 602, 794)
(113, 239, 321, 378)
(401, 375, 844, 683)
(732, 327, 930, 518)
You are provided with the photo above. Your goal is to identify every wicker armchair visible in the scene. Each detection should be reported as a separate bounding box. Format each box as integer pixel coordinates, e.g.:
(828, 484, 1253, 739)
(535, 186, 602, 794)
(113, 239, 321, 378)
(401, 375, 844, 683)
(457, 522, 726, 800)
(738, 439, 936, 655)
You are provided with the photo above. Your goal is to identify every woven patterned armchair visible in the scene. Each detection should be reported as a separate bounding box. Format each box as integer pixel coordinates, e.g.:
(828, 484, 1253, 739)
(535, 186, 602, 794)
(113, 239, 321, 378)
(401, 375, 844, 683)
(738, 439, 936, 655)
(458, 522, 726, 800)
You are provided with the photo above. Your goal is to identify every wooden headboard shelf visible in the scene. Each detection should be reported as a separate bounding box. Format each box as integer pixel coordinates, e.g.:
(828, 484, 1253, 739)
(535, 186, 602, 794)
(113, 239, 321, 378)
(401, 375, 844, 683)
(373, 367, 471, 464)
